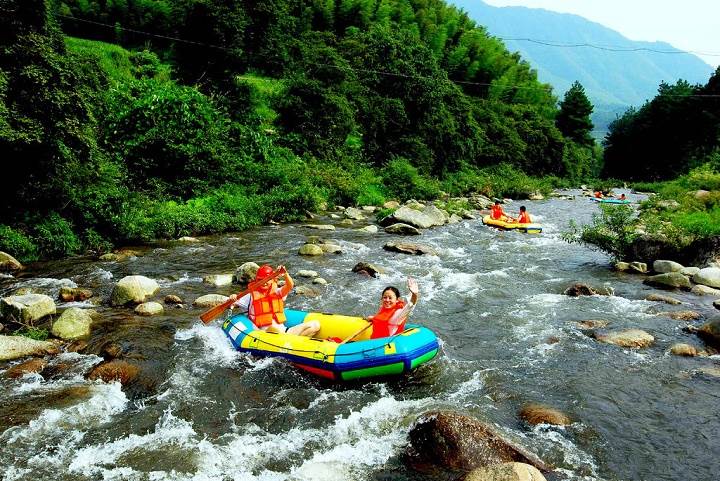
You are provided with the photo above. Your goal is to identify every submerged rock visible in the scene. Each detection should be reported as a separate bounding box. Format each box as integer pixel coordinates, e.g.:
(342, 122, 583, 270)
(4, 358, 48, 378)
(465, 462, 547, 481)
(670, 343, 698, 357)
(595, 329, 654, 348)
(519, 404, 572, 426)
(383, 242, 437, 256)
(645, 293, 682, 305)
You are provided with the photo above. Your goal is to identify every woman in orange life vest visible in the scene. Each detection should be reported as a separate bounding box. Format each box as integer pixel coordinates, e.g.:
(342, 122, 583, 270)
(490, 200, 509, 221)
(516, 205, 531, 224)
(228, 265, 320, 337)
(594, 191, 604, 199)
(367, 277, 419, 339)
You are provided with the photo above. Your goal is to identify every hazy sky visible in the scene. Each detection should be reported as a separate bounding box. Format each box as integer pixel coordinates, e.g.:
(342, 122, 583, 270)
(482, 0, 720, 67)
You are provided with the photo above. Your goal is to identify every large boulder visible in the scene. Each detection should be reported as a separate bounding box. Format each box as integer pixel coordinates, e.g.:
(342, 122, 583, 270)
(51, 307, 94, 339)
(643, 272, 692, 290)
(406, 411, 549, 472)
(693, 267, 720, 289)
(465, 463, 547, 481)
(653, 260, 684, 273)
(383, 242, 437, 256)
(0, 294, 56, 323)
(352, 262, 385, 278)
(299, 244, 324, 256)
(110, 276, 159, 306)
(388, 206, 436, 229)
(0, 335, 59, 361)
(384, 223, 422, 235)
(691, 284, 720, 296)
(421, 204, 449, 226)
(344, 207, 365, 220)
(0, 251, 23, 272)
(697, 318, 720, 348)
(595, 329, 654, 348)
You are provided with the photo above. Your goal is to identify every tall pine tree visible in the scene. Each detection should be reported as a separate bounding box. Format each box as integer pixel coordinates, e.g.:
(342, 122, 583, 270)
(556, 81, 594, 147)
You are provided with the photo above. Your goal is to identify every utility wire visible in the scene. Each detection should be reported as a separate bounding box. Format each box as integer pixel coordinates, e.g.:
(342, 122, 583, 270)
(498, 36, 720, 57)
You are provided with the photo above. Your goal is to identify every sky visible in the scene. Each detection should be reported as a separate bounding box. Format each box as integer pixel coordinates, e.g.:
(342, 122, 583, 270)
(482, 0, 720, 67)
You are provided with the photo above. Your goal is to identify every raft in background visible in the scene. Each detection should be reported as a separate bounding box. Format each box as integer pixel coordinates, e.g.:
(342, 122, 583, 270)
(222, 309, 439, 381)
(481, 215, 542, 234)
(590, 197, 631, 204)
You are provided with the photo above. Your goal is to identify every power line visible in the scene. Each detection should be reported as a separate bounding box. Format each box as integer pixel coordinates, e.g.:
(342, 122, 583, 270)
(497, 36, 720, 57)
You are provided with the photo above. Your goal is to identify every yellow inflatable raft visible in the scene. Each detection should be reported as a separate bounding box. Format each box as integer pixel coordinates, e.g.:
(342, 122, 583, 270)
(482, 215, 542, 234)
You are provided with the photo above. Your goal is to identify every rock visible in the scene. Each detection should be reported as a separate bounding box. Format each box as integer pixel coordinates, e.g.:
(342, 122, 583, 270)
(296, 270, 318, 278)
(233, 262, 259, 284)
(344, 207, 365, 220)
(303, 224, 335, 230)
(355, 225, 378, 233)
(192, 294, 228, 308)
(465, 462, 547, 481)
(693, 267, 720, 289)
(338, 219, 354, 226)
(383, 200, 400, 209)
(681, 266, 700, 277)
(383, 242, 437, 256)
(528, 192, 544, 200)
(5, 358, 48, 378)
(294, 285, 323, 297)
(406, 411, 549, 472)
(65, 340, 88, 353)
(595, 329, 654, 348)
(460, 209, 476, 220)
(697, 319, 720, 348)
(59, 287, 93, 302)
(696, 365, 720, 378)
(421, 204, 449, 226)
(519, 404, 571, 426)
(352, 262, 384, 278)
(715, 299, 720, 310)
(670, 343, 698, 357)
(659, 310, 701, 321)
(657, 200, 680, 210)
(177, 236, 199, 242)
(694, 189, 711, 201)
(614, 262, 630, 271)
(99, 253, 119, 261)
(653, 260, 684, 273)
(575, 320, 609, 330)
(299, 244, 324, 256)
(388, 205, 436, 229)
(361, 205, 377, 212)
(319, 243, 342, 254)
(448, 213, 462, 224)
(384, 223, 422, 235)
(0, 335, 59, 361)
(645, 293, 681, 305)
(691, 284, 720, 296)
(203, 274, 233, 287)
(134, 302, 164, 316)
(51, 307, 93, 339)
(0, 251, 23, 271)
(629, 261, 648, 274)
(643, 272, 692, 290)
(110, 275, 159, 306)
(164, 295, 183, 304)
(329, 213, 341, 219)
(0, 294, 56, 323)
(563, 283, 600, 297)
(312, 277, 328, 285)
(87, 360, 139, 385)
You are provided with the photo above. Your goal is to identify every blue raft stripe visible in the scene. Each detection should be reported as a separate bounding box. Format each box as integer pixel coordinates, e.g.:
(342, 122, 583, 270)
(222, 311, 439, 374)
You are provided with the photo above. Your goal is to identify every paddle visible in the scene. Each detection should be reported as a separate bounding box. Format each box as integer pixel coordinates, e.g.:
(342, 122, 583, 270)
(199, 267, 287, 324)
(340, 321, 373, 344)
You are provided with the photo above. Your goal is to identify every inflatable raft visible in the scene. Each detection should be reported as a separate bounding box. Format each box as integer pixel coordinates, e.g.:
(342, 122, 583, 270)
(482, 215, 542, 234)
(591, 197, 630, 204)
(222, 309, 439, 381)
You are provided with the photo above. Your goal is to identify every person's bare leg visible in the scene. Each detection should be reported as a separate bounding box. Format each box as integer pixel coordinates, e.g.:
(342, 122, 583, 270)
(287, 321, 320, 337)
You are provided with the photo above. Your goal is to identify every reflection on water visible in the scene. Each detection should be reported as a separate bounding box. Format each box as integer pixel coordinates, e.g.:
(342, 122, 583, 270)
(1, 191, 719, 481)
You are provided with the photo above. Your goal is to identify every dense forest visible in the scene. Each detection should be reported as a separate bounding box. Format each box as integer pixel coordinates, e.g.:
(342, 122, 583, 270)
(1, 0, 718, 262)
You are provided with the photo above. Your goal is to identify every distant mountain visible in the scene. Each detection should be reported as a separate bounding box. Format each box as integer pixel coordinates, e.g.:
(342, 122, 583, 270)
(449, 0, 715, 137)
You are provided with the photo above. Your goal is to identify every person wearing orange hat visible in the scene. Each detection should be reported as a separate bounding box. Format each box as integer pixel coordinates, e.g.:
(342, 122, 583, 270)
(229, 265, 320, 337)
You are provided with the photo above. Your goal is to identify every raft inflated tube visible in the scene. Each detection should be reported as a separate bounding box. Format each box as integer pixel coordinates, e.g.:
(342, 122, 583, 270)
(590, 197, 630, 204)
(221, 309, 439, 381)
(481, 215, 542, 234)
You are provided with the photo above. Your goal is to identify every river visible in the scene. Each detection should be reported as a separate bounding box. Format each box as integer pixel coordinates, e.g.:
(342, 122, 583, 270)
(1, 190, 719, 481)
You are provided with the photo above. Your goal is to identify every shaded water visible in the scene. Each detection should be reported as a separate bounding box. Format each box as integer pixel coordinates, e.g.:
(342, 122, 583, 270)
(2, 191, 719, 481)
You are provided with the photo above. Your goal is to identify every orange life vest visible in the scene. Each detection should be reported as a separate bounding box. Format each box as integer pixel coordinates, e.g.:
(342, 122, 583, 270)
(250, 289, 286, 327)
(517, 212, 531, 224)
(594, 191, 602, 198)
(491, 205, 505, 220)
(370, 299, 406, 339)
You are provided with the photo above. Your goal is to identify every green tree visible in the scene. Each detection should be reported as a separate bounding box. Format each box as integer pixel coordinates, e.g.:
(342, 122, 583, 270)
(556, 81, 594, 147)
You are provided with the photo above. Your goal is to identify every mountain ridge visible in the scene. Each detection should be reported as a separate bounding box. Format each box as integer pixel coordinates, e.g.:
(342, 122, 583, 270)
(450, 0, 715, 135)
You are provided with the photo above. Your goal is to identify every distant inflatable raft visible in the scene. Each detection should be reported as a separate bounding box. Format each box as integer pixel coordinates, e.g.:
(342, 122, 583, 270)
(222, 309, 439, 381)
(482, 215, 542, 234)
(590, 197, 631, 204)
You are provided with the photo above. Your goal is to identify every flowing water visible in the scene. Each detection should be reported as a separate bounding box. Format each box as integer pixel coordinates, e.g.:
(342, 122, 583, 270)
(2, 191, 719, 481)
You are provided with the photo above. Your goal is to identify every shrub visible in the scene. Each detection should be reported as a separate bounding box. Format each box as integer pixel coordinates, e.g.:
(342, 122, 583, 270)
(563, 204, 639, 261)
(13, 326, 49, 341)
(0, 225, 38, 262)
(31, 213, 82, 259)
(381, 157, 440, 200)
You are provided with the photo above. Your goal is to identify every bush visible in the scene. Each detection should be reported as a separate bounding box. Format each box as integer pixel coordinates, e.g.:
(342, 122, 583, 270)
(32, 213, 82, 259)
(13, 326, 49, 341)
(562, 204, 639, 261)
(381, 157, 440, 200)
(0, 225, 38, 262)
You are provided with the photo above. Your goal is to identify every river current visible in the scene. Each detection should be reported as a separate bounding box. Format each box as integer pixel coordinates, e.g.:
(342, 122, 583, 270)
(1, 191, 719, 481)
